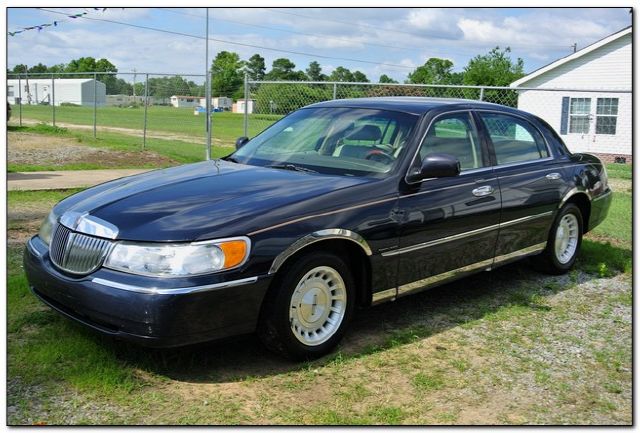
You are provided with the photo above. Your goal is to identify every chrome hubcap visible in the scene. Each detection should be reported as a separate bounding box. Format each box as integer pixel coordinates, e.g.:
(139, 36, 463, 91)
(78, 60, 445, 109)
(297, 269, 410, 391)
(555, 214, 579, 264)
(289, 266, 347, 346)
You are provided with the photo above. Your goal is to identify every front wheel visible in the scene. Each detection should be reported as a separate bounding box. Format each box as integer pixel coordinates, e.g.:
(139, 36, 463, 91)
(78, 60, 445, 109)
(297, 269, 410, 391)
(532, 203, 583, 274)
(257, 252, 355, 361)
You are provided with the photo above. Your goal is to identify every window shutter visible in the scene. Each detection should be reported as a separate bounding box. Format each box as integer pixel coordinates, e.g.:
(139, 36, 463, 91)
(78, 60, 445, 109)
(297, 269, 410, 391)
(560, 97, 570, 135)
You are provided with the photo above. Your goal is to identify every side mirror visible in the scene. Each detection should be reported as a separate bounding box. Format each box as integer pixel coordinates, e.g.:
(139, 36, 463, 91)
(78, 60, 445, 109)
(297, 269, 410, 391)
(235, 136, 249, 150)
(407, 153, 460, 182)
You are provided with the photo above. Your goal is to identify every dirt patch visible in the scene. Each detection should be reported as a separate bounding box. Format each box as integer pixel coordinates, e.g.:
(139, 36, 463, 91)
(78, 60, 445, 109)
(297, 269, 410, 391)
(18, 118, 234, 147)
(8, 131, 178, 168)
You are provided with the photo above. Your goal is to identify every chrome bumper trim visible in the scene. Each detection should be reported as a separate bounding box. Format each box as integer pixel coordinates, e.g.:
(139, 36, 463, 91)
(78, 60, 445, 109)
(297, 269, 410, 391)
(91, 276, 259, 295)
(592, 189, 613, 202)
(27, 237, 43, 257)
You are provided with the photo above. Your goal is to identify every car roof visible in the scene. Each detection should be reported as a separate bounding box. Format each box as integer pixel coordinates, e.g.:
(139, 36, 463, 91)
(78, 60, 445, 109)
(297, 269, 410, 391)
(306, 96, 510, 116)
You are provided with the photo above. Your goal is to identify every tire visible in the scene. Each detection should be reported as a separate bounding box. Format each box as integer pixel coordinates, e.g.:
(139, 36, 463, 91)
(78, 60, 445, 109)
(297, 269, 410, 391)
(532, 203, 583, 275)
(257, 251, 355, 361)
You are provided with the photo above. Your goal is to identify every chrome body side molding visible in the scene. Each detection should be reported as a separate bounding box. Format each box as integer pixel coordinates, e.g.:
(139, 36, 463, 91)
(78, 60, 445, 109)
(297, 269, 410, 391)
(91, 276, 259, 295)
(397, 258, 493, 297)
(269, 229, 372, 275)
(372, 241, 547, 304)
(381, 211, 552, 257)
(371, 288, 397, 305)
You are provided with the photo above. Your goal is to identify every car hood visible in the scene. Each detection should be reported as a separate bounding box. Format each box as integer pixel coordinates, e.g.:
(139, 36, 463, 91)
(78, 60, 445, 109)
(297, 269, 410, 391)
(54, 160, 372, 242)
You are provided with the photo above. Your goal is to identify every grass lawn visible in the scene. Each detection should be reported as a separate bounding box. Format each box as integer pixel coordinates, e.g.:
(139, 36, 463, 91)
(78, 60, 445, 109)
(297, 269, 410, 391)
(606, 163, 631, 180)
(6, 182, 631, 424)
(12, 104, 281, 145)
(8, 124, 231, 172)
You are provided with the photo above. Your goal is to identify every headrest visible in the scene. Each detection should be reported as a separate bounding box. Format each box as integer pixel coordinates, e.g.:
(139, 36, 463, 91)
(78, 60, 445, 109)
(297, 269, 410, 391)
(345, 124, 382, 141)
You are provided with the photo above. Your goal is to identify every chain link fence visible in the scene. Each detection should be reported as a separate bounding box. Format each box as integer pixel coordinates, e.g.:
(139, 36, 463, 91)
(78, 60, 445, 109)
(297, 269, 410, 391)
(7, 73, 631, 165)
(244, 80, 631, 162)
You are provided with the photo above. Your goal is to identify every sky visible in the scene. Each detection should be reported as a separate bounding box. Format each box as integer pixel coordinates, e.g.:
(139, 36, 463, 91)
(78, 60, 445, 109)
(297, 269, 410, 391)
(7, 7, 632, 83)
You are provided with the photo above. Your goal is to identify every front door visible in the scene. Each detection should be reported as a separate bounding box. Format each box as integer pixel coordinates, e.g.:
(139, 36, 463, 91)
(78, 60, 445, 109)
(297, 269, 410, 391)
(391, 111, 501, 297)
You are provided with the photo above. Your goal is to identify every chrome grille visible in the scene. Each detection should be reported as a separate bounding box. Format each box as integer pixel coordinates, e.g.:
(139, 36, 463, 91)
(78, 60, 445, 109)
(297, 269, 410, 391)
(49, 224, 112, 275)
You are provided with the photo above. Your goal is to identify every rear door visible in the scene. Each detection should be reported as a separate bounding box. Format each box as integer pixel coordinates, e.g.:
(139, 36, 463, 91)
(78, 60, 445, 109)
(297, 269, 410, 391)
(392, 111, 501, 296)
(475, 110, 565, 259)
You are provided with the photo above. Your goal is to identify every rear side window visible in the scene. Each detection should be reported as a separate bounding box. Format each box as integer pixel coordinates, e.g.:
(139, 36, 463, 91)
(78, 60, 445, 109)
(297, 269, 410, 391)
(479, 112, 549, 165)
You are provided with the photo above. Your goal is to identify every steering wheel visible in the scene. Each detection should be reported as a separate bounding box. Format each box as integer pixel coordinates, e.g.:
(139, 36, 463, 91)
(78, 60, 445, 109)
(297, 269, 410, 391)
(364, 149, 395, 164)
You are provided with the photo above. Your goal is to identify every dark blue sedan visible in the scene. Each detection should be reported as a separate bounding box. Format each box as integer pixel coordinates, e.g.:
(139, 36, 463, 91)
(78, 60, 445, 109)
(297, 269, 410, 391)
(25, 97, 612, 360)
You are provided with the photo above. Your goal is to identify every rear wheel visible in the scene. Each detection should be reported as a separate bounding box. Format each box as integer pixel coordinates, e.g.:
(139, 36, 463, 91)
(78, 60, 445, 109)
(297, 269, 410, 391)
(258, 252, 355, 360)
(532, 203, 583, 274)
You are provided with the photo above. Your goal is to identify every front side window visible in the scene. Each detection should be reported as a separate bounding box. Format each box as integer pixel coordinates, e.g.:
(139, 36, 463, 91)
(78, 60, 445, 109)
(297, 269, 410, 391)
(569, 98, 591, 134)
(232, 107, 418, 177)
(418, 112, 484, 171)
(596, 97, 618, 135)
(479, 112, 549, 165)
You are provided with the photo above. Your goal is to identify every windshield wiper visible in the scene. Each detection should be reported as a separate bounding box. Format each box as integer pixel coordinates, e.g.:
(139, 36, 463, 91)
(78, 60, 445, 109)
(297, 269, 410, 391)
(223, 155, 240, 163)
(267, 163, 318, 173)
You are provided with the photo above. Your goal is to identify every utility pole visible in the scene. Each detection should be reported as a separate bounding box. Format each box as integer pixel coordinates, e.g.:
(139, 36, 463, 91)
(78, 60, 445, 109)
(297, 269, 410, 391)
(205, 7, 212, 160)
(132, 68, 137, 97)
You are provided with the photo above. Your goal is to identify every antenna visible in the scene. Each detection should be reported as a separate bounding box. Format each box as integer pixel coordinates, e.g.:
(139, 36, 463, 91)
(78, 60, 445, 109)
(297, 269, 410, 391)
(571, 43, 577, 53)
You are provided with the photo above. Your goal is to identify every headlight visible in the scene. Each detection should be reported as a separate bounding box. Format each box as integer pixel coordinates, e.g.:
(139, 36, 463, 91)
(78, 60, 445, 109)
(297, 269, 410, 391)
(38, 211, 58, 245)
(104, 237, 250, 277)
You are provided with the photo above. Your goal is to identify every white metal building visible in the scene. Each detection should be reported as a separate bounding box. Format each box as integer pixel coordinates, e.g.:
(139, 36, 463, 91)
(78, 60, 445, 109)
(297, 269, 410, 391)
(510, 27, 631, 160)
(7, 78, 106, 107)
(232, 99, 255, 114)
(170, 95, 199, 108)
(199, 96, 233, 110)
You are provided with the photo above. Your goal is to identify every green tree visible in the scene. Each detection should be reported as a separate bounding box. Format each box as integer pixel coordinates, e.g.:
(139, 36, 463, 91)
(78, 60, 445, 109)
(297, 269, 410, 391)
(463, 47, 525, 106)
(328, 66, 354, 82)
(352, 70, 369, 83)
(407, 58, 455, 84)
(266, 58, 306, 81)
(28, 63, 48, 74)
(245, 54, 266, 81)
(211, 51, 243, 97)
(463, 47, 524, 86)
(306, 61, 326, 81)
(379, 74, 398, 84)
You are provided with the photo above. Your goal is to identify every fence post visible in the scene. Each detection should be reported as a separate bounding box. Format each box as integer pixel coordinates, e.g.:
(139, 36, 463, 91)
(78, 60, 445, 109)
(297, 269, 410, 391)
(333, 83, 337, 100)
(479, 87, 484, 101)
(51, 73, 56, 126)
(18, 75, 22, 127)
(243, 72, 249, 137)
(93, 73, 97, 138)
(143, 73, 149, 150)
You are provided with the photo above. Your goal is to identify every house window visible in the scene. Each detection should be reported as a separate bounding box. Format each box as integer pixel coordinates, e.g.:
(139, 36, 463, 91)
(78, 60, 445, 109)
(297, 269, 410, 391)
(569, 98, 591, 134)
(595, 98, 618, 135)
(8, 86, 14, 97)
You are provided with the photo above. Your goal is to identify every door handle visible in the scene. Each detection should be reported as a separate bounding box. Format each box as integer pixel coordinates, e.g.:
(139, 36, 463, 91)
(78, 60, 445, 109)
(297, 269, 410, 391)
(472, 185, 494, 197)
(545, 172, 561, 180)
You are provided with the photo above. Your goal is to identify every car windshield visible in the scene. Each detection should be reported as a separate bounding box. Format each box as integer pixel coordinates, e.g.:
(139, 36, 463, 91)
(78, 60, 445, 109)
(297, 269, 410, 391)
(230, 107, 418, 177)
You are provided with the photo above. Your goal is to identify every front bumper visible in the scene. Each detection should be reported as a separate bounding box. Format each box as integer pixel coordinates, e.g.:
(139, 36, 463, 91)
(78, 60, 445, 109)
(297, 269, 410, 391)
(24, 236, 272, 348)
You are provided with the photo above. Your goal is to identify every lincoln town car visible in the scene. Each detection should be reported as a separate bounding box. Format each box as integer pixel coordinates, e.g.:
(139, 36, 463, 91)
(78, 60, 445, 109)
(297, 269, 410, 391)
(24, 97, 612, 360)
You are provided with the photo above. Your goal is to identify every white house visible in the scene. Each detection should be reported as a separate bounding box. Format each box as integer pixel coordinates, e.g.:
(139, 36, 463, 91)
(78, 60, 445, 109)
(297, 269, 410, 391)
(199, 96, 233, 110)
(7, 78, 106, 106)
(510, 26, 631, 162)
(170, 95, 199, 108)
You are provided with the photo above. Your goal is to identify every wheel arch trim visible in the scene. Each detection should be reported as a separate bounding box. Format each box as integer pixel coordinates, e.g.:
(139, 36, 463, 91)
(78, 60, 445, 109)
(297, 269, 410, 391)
(268, 229, 372, 275)
(559, 187, 591, 210)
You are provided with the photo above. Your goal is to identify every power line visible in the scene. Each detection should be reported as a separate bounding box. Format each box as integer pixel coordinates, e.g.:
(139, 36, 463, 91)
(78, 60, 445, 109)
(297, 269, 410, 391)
(158, 7, 429, 54)
(263, 7, 573, 50)
(36, 8, 416, 71)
